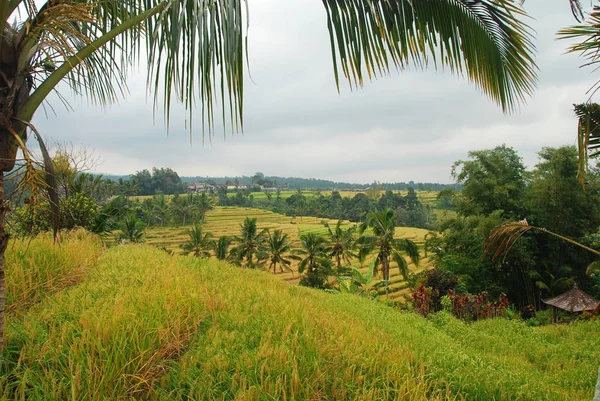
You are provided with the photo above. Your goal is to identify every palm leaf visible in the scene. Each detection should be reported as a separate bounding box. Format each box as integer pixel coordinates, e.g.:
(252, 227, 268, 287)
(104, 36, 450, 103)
(484, 219, 534, 261)
(391, 249, 410, 280)
(16, 0, 247, 142)
(323, 0, 537, 113)
(558, 9, 600, 98)
(587, 260, 600, 276)
(485, 219, 600, 261)
(573, 103, 600, 188)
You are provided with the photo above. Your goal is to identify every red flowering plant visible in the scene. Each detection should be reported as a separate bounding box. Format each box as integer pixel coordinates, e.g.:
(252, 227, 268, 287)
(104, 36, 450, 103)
(412, 285, 434, 316)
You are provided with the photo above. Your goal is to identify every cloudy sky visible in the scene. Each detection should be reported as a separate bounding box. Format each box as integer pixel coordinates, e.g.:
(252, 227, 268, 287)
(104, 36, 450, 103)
(31, 0, 600, 184)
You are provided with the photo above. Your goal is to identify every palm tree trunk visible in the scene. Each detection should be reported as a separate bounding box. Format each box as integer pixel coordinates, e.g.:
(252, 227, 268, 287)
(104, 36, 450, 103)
(382, 256, 389, 296)
(0, 172, 8, 359)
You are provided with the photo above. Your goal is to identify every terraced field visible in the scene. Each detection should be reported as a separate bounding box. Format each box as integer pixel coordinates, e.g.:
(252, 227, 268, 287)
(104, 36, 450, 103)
(145, 207, 433, 301)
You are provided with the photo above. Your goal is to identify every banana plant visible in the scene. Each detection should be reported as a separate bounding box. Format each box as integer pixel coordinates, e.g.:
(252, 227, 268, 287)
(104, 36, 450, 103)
(338, 260, 390, 299)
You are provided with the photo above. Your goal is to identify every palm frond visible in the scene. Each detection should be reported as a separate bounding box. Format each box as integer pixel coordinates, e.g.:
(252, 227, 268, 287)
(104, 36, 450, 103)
(486, 219, 600, 261)
(559, 10, 600, 99)
(391, 249, 410, 280)
(323, 0, 537, 113)
(15, 0, 247, 141)
(484, 219, 535, 261)
(588, 260, 600, 275)
(395, 238, 420, 266)
(573, 103, 600, 187)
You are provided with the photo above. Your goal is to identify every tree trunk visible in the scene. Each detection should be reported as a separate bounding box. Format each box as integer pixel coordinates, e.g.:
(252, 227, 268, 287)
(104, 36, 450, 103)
(382, 255, 389, 296)
(594, 366, 600, 401)
(0, 173, 7, 359)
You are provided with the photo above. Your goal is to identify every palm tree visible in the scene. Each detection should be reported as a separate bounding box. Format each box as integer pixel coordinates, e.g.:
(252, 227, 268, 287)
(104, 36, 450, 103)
(214, 236, 233, 261)
(196, 193, 214, 224)
(117, 215, 145, 244)
(322, 220, 357, 272)
(232, 217, 267, 268)
(295, 232, 333, 289)
(0, 0, 537, 360)
(358, 209, 420, 294)
(530, 264, 575, 298)
(180, 224, 214, 258)
(265, 229, 298, 274)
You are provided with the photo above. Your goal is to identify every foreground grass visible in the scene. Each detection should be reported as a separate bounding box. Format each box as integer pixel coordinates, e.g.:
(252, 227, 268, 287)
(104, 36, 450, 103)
(6, 230, 104, 314)
(1, 243, 597, 400)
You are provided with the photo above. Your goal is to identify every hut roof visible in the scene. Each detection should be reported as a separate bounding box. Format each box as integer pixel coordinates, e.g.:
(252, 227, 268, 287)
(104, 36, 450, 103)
(543, 286, 599, 313)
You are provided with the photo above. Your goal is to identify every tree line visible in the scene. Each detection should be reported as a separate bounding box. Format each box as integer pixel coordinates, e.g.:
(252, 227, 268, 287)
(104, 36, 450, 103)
(424, 145, 600, 310)
(218, 187, 435, 229)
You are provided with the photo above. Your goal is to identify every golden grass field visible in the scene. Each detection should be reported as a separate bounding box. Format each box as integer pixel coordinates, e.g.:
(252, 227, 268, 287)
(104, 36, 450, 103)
(144, 206, 433, 301)
(1, 236, 598, 400)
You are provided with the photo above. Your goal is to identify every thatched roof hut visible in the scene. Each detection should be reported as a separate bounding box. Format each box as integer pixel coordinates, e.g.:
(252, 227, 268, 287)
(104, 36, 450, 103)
(543, 285, 599, 313)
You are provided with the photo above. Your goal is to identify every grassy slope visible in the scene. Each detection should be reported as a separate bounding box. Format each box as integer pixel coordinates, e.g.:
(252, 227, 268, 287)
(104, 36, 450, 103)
(1, 241, 598, 400)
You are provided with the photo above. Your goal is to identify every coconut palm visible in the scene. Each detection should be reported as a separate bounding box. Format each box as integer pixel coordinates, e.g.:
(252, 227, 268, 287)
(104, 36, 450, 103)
(0, 0, 537, 360)
(232, 217, 267, 268)
(322, 220, 357, 272)
(265, 229, 298, 274)
(214, 236, 233, 261)
(117, 215, 145, 244)
(180, 223, 214, 258)
(295, 232, 333, 289)
(358, 209, 420, 294)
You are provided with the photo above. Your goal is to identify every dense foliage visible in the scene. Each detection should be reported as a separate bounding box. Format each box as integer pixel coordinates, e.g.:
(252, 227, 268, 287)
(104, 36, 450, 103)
(221, 187, 434, 228)
(427, 145, 600, 308)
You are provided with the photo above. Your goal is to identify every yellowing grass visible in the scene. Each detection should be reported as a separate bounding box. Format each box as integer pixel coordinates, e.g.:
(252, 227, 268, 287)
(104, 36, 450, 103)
(1, 245, 212, 399)
(0, 244, 598, 400)
(6, 229, 104, 313)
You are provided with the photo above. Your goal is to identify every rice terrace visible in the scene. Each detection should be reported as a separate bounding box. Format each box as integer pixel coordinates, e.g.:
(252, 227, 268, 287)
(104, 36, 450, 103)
(3, 0, 600, 400)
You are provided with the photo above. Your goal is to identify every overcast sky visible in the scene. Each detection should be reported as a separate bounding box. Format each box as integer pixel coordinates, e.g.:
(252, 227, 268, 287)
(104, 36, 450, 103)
(30, 0, 599, 184)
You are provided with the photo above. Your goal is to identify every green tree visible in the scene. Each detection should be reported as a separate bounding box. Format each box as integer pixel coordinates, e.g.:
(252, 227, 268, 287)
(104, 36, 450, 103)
(437, 188, 457, 210)
(0, 0, 538, 360)
(322, 220, 357, 272)
(358, 209, 420, 294)
(180, 224, 214, 258)
(232, 217, 267, 268)
(452, 145, 527, 218)
(526, 146, 600, 238)
(265, 229, 297, 274)
(296, 232, 333, 289)
(214, 236, 232, 261)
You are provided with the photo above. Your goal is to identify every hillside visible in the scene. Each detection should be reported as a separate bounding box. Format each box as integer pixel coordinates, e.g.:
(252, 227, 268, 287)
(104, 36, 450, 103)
(1, 235, 598, 400)
(143, 207, 432, 300)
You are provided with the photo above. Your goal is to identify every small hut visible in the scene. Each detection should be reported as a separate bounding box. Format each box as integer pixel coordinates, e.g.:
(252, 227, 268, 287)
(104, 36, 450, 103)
(543, 285, 599, 322)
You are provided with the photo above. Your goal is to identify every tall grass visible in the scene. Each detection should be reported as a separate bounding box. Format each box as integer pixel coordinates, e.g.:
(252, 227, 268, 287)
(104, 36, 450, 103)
(0, 243, 597, 400)
(5, 229, 104, 313)
(157, 262, 453, 401)
(0, 246, 213, 400)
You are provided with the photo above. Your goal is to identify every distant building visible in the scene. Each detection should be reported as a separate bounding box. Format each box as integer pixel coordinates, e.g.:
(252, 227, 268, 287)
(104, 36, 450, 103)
(188, 182, 216, 193)
(260, 186, 278, 192)
(226, 184, 247, 190)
